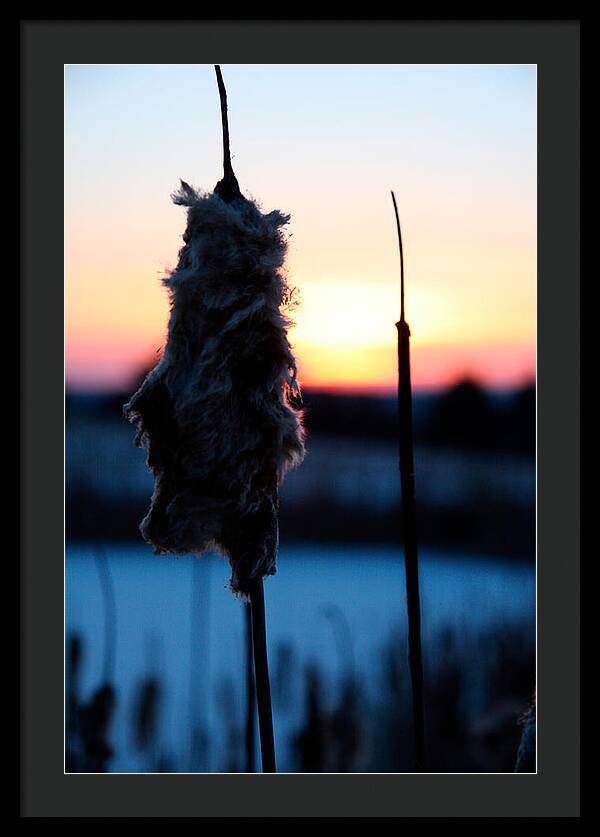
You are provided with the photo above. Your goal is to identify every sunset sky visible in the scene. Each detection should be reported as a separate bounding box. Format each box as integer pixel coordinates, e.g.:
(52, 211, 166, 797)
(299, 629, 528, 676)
(65, 64, 536, 393)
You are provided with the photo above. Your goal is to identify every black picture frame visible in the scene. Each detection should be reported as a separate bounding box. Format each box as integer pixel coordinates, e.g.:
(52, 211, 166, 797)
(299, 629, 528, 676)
(21, 20, 579, 817)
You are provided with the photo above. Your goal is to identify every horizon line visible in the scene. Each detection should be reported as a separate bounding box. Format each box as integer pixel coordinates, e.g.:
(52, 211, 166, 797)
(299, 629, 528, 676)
(65, 377, 535, 400)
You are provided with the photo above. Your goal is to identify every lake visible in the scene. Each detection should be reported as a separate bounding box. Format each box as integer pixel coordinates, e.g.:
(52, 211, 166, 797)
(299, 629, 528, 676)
(66, 543, 535, 772)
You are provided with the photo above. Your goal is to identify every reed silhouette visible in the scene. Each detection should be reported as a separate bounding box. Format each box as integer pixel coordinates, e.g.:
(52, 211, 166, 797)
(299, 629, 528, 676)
(65, 616, 534, 773)
(391, 190, 425, 771)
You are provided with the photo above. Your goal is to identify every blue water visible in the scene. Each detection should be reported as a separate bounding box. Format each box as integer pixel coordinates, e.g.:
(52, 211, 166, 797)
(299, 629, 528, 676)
(66, 543, 535, 772)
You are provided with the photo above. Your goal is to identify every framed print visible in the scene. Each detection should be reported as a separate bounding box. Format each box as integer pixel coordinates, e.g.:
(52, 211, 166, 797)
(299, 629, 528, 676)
(21, 19, 579, 818)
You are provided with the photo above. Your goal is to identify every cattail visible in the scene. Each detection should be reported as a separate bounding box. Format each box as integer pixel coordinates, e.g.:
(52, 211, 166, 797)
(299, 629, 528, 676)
(391, 191, 425, 772)
(124, 65, 304, 772)
(125, 80, 304, 598)
(514, 694, 536, 772)
(244, 602, 256, 773)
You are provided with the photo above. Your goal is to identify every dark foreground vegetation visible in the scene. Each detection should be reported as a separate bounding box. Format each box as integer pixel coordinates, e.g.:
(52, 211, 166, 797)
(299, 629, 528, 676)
(66, 617, 534, 774)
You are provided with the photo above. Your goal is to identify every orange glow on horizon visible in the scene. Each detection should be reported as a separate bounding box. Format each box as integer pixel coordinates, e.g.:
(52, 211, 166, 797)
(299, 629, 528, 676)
(66, 260, 536, 393)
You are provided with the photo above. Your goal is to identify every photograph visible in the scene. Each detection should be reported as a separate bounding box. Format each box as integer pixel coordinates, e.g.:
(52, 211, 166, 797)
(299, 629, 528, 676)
(64, 63, 537, 775)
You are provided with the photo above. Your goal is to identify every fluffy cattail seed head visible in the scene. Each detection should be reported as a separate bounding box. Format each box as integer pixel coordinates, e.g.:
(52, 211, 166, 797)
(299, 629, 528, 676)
(125, 185, 304, 596)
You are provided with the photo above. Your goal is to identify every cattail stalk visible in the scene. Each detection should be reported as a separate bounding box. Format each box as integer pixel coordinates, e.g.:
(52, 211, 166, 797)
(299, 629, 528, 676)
(125, 63, 302, 775)
(215, 64, 278, 773)
(189, 555, 211, 771)
(244, 602, 256, 773)
(249, 577, 276, 772)
(391, 191, 425, 772)
(94, 544, 116, 684)
(214, 64, 241, 203)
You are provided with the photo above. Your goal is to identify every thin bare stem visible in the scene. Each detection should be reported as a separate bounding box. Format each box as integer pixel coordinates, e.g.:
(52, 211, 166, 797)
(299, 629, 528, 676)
(244, 602, 256, 773)
(391, 191, 425, 772)
(249, 578, 276, 773)
(214, 64, 233, 179)
(391, 191, 405, 322)
(213, 65, 241, 203)
(94, 545, 117, 684)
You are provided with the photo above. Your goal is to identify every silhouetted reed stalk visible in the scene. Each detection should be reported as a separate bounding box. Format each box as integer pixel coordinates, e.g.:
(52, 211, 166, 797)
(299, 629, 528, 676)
(391, 191, 425, 771)
(94, 544, 116, 683)
(189, 557, 211, 771)
(124, 64, 291, 774)
(214, 64, 241, 202)
(321, 603, 355, 678)
(73, 547, 118, 772)
(215, 65, 277, 773)
(249, 577, 276, 772)
(244, 602, 256, 772)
